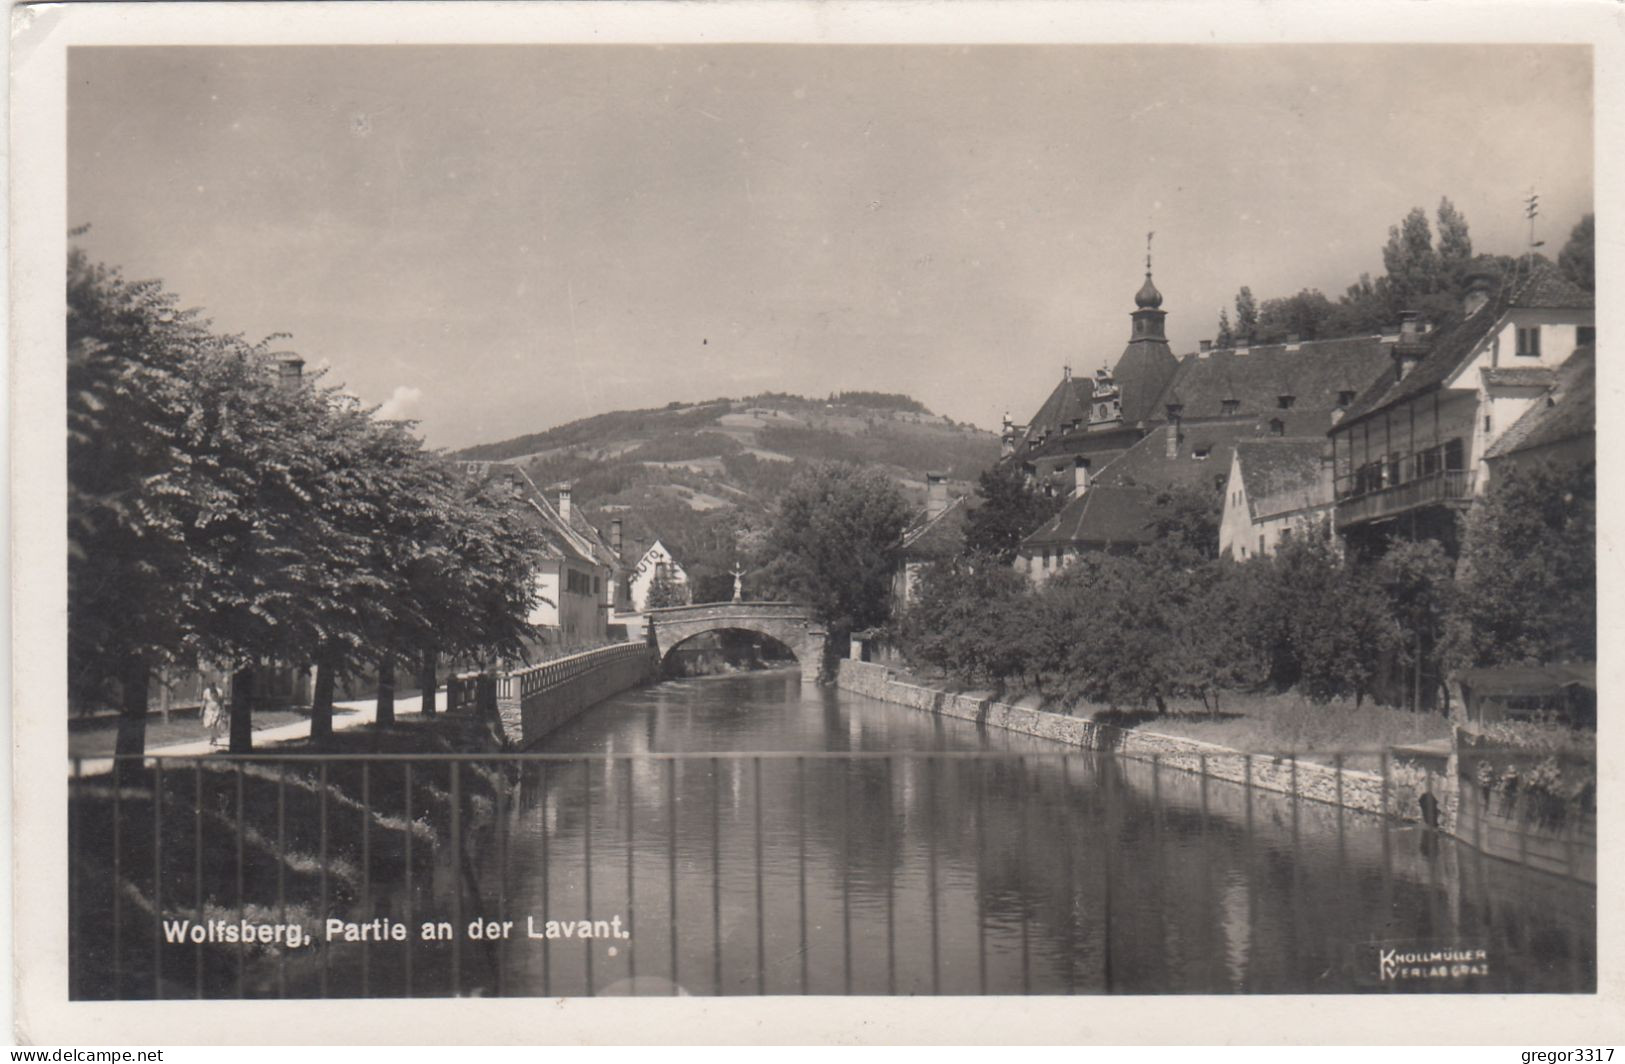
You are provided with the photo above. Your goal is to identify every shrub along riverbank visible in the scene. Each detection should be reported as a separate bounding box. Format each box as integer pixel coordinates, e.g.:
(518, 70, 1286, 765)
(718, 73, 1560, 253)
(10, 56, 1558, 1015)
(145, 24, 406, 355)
(69, 713, 513, 1000)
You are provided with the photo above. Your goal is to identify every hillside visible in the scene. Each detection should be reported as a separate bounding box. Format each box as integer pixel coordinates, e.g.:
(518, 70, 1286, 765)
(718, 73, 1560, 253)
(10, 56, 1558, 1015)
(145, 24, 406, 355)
(454, 391, 998, 598)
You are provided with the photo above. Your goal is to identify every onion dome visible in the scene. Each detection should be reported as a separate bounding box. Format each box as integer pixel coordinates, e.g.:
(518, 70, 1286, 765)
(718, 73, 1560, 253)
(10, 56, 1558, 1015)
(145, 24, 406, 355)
(1134, 271, 1164, 309)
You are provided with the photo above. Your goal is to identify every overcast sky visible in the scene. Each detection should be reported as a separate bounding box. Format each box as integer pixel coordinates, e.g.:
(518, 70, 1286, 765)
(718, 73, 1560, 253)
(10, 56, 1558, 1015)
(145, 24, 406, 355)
(68, 44, 1592, 449)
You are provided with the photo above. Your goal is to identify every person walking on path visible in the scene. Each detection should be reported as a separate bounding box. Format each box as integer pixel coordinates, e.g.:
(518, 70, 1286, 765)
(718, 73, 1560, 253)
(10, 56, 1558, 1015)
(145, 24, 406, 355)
(201, 680, 227, 748)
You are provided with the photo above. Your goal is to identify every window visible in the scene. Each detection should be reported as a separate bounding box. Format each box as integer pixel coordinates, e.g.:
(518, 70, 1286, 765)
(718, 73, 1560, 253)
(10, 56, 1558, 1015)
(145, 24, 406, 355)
(1444, 437, 1466, 470)
(1337, 390, 1356, 408)
(1277, 394, 1296, 410)
(1483, 414, 1492, 434)
(1516, 326, 1541, 358)
(1279, 527, 1293, 543)
(1193, 445, 1211, 460)
(1221, 399, 1240, 416)
(1578, 326, 1595, 347)
(1269, 419, 1285, 437)
(1042, 547, 1051, 568)
(1259, 534, 1266, 556)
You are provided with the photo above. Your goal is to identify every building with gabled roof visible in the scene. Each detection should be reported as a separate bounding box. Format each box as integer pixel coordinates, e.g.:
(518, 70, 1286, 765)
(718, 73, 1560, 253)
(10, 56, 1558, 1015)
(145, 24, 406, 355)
(456, 462, 613, 648)
(1219, 438, 1335, 560)
(1329, 262, 1594, 552)
(892, 472, 968, 607)
(1019, 485, 1157, 583)
(1482, 345, 1594, 484)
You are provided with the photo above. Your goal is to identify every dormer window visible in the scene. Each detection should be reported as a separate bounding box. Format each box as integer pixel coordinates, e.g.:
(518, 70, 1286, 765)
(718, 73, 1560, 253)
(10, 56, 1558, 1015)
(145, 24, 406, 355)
(1337, 390, 1356, 408)
(1517, 326, 1541, 358)
(1221, 399, 1240, 416)
(1277, 395, 1295, 410)
(1193, 445, 1211, 461)
(1166, 402, 1184, 420)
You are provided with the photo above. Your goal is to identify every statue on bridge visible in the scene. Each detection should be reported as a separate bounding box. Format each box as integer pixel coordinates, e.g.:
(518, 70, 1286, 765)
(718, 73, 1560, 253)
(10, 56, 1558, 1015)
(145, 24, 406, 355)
(730, 561, 746, 603)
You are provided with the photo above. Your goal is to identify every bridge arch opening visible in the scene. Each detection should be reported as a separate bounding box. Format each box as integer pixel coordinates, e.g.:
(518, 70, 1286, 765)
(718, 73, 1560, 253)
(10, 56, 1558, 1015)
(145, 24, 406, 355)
(659, 627, 800, 679)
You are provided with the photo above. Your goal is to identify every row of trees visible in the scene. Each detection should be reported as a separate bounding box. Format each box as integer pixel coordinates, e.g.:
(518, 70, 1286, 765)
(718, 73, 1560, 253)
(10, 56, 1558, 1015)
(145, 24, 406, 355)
(1215, 201, 1595, 346)
(69, 244, 547, 756)
(901, 461, 1595, 715)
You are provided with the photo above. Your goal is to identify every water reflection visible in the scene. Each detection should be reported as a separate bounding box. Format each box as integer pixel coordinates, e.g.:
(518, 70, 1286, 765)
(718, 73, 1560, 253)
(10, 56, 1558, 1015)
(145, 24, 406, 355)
(473, 671, 1594, 996)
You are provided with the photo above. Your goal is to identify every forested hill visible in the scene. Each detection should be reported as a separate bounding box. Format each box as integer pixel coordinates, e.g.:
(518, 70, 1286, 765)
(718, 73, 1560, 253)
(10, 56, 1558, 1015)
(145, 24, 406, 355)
(453, 392, 999, 595)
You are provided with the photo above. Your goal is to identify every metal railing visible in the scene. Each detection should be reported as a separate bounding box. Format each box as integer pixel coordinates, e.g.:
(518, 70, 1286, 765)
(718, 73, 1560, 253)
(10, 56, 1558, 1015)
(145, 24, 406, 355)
(67, 748, 1595, 1000)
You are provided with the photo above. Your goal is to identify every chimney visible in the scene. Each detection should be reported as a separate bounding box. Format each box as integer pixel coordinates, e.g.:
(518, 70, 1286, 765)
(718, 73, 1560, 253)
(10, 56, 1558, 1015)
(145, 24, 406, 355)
(926, 472, 948, 519)
(610, 518, 623, 556)
(274, 353, 305, 391)
(1393, 311, 1428, 381)
(557, 485, 572, 524)
(1463, 272, 1495, 317)
(1165, 426, 1180, 459)
(1063, 365, 1072, 381)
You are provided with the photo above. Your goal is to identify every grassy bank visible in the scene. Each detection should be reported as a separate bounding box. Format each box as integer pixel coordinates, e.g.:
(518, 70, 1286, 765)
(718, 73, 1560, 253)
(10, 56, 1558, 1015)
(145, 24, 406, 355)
(69, 712, 513, 1000)
(888, 663, 1450, 768)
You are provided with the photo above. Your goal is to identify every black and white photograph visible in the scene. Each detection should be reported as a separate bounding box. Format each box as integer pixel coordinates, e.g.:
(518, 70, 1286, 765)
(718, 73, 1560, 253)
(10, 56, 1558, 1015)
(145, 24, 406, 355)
(12, 0, 1622, 1046)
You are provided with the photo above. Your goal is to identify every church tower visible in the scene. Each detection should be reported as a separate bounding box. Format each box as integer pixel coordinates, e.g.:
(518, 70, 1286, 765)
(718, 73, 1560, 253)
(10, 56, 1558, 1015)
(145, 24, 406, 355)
(1109, 235, 1182, 427)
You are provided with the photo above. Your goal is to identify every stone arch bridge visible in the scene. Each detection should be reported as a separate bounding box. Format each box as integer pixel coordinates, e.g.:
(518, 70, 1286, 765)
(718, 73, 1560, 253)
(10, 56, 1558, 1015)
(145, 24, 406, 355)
(645, 602, 827, 683)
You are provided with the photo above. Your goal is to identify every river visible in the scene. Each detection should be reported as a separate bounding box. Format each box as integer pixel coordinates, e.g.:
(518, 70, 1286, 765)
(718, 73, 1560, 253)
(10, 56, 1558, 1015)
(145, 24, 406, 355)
(475, 670, 1594, 996)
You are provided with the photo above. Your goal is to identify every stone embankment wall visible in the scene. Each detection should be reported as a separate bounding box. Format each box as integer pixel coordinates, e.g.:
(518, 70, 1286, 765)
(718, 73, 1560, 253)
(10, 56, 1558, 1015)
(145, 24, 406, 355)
(453, 644, 657, 748)
(837, 659, 1430, 825)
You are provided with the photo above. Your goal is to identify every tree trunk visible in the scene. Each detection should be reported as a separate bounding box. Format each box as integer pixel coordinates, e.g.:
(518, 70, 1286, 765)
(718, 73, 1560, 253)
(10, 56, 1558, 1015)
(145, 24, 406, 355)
(310, 650, 337, 744)
(115, 653, 150, 784)
(376, 653, 395, 727)
(228, 665, 255, 753)
(419, 648, 437, 716)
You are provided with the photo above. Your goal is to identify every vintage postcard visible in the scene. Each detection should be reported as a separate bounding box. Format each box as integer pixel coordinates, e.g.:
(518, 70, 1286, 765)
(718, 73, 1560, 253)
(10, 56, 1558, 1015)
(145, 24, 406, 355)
(12, 0, 1624, 1046)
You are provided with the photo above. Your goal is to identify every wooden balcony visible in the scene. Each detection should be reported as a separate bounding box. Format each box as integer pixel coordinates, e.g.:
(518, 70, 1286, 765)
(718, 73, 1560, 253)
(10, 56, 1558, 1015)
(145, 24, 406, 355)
(1335, 469, 1475, 529)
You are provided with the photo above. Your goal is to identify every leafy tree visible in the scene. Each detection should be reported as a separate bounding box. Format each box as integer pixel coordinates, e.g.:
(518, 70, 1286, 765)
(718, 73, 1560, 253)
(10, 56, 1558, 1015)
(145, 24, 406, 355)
(68, 247, 215, 759)
(1436, 196, 1474, 277)
(1376, 538, 1455, 713)
(645, 568, 689, 609)
(1446, 461, 1595, 668)
(759, 462, 913, 668)
(1233, 286, 1259, 344)
(1383, 207, 1439, 309)
(69, 246, 548, 752)
(1256, 534, 1397, 704)
(901, 556, 1031, 687)
(1256, 289, 1335, 343)
(1215, 308, 1235, 348)
(1559, 213, 1594, 293)
(962, 461, 1065, 564)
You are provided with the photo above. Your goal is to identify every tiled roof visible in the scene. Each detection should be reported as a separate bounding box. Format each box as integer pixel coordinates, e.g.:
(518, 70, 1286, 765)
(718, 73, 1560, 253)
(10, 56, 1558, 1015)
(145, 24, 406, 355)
(460, 462, 593, 566)
(1095, 419, 1281, 494)
(1017, 374, 1095, 450)
(1112, 338, 1182, 425)
(1022, 485, 1157, 548)
(1482, 366, 1559, 388)
(901, 495, 968, 558)
(1233, 438, 1331, 520)
(1510, 269, 1594, 310)
(1340, 262, 1587, 428)
(1154, 335, 1393, 424)
(1484, 347, 1594, 460)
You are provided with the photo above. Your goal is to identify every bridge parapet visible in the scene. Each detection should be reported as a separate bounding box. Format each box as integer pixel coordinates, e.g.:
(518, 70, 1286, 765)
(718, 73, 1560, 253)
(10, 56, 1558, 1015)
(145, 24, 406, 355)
(645, 601, 827, 684)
